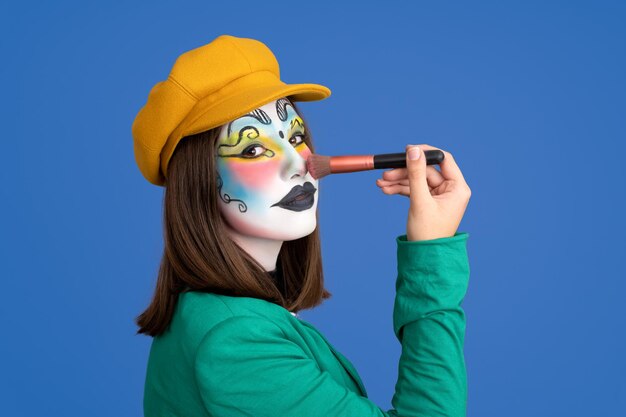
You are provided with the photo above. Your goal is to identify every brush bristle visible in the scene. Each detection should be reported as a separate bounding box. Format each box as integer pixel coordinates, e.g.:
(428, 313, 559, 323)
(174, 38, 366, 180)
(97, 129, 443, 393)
(307, 154, 332, 179)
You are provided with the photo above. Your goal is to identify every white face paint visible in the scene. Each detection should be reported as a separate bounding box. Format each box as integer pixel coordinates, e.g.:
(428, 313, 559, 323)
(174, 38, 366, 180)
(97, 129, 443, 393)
(215, 97, 319, 245)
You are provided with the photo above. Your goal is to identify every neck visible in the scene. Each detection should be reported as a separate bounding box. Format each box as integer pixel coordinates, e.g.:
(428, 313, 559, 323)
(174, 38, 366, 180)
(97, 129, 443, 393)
(223, 223, 282, 272)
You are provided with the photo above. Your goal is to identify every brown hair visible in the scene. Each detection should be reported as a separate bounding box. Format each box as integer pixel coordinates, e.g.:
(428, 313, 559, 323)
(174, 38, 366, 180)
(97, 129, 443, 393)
(136, 101, 331, 337)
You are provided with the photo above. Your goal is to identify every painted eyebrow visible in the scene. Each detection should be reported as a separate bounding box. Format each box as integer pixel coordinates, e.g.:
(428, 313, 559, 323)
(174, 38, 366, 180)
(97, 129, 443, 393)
(290, 118, 305, 130)
(226, 108, 272, 138)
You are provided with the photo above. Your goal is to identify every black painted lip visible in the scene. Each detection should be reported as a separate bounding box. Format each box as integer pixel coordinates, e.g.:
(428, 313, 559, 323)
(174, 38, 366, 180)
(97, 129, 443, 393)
(271, 182, 317, 211)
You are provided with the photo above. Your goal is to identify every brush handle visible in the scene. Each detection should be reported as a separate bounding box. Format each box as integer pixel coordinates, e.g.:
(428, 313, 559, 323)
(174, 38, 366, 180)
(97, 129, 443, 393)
(373, 150, 444, 169)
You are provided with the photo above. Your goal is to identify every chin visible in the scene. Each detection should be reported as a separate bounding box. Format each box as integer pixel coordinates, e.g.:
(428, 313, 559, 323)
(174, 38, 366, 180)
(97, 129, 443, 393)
(271, 221, 317, 241)
(224, 207, 318, 242)
(260, 215, 317, 241)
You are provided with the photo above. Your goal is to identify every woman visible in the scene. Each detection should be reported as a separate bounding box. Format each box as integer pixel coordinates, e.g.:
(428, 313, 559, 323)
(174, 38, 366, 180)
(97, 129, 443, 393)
(132, 34, 472, 417)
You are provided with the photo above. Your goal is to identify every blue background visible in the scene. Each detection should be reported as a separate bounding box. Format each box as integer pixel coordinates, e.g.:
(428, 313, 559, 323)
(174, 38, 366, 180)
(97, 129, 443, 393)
(2, 1, 625, 416)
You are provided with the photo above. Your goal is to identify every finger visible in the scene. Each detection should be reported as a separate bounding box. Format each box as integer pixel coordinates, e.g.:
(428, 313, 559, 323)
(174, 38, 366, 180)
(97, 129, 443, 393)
(382, 160, 446, 184)
(376, 178, 409, 187)
(379, 184, 410, 197)
(377, 179, 436, 193)
(425, 165, 445, 189)
(418, 144, 467, 184)
(377, 177, 440, 190)
(406, 144, 430, 203)
(382, 167, 407, 181)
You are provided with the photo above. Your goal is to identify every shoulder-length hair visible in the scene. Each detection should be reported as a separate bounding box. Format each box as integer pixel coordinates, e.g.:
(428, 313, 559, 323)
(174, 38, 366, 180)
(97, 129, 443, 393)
(136, 101, 331, 337)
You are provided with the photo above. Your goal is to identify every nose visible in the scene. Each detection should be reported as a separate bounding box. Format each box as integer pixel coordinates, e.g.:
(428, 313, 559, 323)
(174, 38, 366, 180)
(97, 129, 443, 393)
(281, 143, 309, 180)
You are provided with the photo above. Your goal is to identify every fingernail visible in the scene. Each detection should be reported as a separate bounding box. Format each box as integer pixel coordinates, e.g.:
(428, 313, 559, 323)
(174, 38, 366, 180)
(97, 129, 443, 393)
(408, 146, 421, 160)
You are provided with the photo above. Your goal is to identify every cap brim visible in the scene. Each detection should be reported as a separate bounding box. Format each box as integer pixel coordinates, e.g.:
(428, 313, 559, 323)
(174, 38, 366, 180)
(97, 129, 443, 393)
(186, 82, 331, 134)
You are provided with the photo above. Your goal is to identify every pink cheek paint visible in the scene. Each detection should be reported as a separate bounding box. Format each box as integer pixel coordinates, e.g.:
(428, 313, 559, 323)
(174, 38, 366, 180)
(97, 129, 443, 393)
(228, 158, 280, 190)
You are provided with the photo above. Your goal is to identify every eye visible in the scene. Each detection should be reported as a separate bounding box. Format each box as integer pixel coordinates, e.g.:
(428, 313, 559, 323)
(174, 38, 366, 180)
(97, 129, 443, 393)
(241, 144, 267, 158)
(289, 134, 306, 146)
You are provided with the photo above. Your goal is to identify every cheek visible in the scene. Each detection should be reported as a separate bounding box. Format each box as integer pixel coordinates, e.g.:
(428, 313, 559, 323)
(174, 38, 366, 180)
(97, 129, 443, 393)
(228, 158, 280, 190)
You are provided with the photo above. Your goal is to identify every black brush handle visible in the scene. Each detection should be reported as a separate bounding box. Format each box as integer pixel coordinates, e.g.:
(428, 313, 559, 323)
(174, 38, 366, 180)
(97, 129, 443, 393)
(373, 150, 444, 169)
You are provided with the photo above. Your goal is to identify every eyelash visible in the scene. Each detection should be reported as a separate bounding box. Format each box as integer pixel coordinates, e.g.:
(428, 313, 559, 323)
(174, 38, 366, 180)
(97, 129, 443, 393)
(240, 133, 306, 158)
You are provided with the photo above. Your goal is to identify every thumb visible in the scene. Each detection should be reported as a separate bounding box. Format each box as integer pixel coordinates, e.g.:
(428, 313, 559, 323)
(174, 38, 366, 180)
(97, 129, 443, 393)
(406, 144, 430, 202)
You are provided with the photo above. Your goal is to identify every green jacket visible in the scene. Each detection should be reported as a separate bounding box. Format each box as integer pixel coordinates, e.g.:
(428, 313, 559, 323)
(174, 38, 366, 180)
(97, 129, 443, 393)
(144, 231, 470, 416)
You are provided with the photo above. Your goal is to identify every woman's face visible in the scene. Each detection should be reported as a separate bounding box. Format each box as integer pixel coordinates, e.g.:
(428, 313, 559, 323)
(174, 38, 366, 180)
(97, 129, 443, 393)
(215, 97, 319, 241)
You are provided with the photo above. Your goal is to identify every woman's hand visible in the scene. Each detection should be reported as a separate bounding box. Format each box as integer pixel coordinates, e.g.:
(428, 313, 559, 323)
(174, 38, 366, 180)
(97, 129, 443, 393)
(375, 144, 471, 242)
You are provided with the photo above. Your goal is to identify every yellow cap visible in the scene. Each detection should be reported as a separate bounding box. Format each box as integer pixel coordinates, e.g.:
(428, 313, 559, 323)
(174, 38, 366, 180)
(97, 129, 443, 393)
(131, 34, 331, 186)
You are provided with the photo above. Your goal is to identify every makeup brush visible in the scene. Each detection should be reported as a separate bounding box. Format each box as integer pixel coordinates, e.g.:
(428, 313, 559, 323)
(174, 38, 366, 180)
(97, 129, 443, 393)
(306, 150, 445, 180)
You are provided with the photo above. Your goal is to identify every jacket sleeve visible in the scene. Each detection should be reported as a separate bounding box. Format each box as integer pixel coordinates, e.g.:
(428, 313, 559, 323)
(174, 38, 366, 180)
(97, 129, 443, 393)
(193, 231, 470, 417)
(391, 231, 470, 417)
